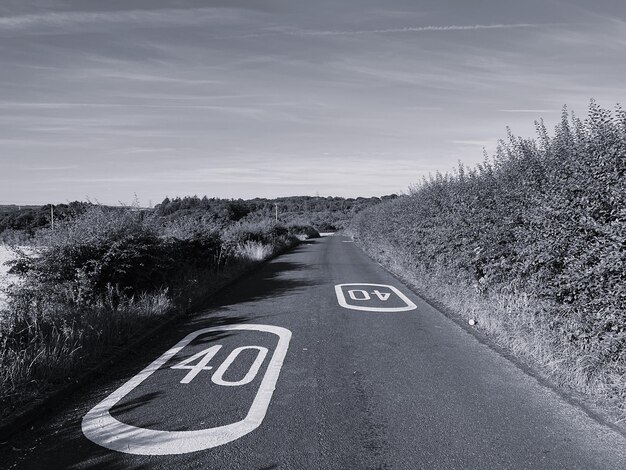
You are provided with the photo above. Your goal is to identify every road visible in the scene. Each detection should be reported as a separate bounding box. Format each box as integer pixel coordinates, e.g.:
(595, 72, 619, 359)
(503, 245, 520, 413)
(2, 234, 626, 469)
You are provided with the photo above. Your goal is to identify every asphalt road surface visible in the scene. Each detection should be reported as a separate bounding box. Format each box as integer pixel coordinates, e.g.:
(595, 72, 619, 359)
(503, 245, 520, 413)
(3, 234, 626, 469)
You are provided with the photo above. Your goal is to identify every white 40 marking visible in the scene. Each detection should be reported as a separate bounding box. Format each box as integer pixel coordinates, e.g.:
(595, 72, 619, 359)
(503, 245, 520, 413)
(171, 345, 269, 386)
(335, 283, 417, 312)
(171, 345, 221, 384)
(373, 290, 391, 301)
(347, 289, 391, 301)
(82, 324, 292, 456)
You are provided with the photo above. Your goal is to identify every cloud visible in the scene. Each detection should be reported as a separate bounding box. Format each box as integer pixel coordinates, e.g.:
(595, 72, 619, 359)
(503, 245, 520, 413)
(222, 22, 556, 40)
(53, 157, 437, 189)
(0, 7, 243, 35)
(87, 70, 219, 86)
(452, 139, 496, 147)
(0, 100, 266, 116)
(114, 147, 179, 155)
(499, 109, 559, 113)
(0, 137, 87, 148)
(22, 165, 77, 171)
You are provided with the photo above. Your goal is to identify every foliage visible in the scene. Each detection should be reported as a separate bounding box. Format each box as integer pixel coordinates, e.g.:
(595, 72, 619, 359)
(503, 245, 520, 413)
(0, 201, 89, 236)
(0, 195, 385, 242)
(0, 204, 317, 413)
(352, 102, 626, 412)
(287, 224, 321, 239)
(154, 194, 387, 230)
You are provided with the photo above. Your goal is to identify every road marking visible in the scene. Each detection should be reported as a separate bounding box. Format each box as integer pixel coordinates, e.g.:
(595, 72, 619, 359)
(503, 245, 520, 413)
(342, 240, 354, 243)
(348, 289, 371, 301)
(171, 345, 222, 384)
(372, 290, 391, 301)
(334, 283, 417, 312)
(81, 324, 292, 456)
(212, 346, 268, 387)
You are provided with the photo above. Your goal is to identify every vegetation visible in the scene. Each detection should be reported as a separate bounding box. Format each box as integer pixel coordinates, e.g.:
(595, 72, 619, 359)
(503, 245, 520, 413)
(154, 194, 390, 231)
(0, 202, 89, 243)
(0, 195, 387, 243)
(351, 102, 626, 419)
(0, 204, 318, 416)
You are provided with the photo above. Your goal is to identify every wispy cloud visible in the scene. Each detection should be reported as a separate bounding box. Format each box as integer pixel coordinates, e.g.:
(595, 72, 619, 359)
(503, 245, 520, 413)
(0, 100, 265, 116)
(452, 139, 496, 147)
(499, 109, 559, 113)
(22, 165, 78, 171)
(223, 22, 556, 40)
(0, 8, 243, 35)
(0, 138, 87, 148)
(90, 70, 219, 86)
(114, 147, 179, 155)
(55, 157, 435, 189)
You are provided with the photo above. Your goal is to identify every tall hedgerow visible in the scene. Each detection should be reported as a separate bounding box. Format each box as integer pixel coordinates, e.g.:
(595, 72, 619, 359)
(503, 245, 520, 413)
(352, 102, 626, 415)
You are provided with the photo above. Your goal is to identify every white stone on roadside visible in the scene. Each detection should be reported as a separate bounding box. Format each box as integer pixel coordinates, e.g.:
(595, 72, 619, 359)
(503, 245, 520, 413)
(468, 319, 476, 326)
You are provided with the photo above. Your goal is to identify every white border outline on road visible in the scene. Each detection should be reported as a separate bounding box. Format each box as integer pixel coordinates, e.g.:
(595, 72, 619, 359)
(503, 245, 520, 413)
(334, 283, 417, 312)
(81, 324, 292, 456)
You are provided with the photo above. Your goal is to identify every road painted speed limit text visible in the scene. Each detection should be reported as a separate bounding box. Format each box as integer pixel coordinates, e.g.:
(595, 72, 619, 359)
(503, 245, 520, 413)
(82, 324, 291, 456)
(335, 283, 417, 312)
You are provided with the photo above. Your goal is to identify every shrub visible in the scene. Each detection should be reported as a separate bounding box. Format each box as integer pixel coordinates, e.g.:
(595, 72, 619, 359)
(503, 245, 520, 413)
(223, 221, 295, 248)
(287, 224, 320, 239)
(317, 222, 337, 232)
(351, 102, 626, 415)
(0, 203, 306, 413)
(21, 207, 223, 304)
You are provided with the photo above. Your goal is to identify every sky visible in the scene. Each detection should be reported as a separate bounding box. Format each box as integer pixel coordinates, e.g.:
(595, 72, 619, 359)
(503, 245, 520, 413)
(1, 0, 625, 205)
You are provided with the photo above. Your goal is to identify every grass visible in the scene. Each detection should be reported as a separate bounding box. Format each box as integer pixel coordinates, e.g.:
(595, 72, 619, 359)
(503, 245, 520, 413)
(0, 289, 171, 407)
(236, 241, 274, 261)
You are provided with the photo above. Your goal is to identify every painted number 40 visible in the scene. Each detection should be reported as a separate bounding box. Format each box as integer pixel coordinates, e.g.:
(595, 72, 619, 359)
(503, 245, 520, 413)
(347, 289, 391, 301)
(335, 283, 417, 312)
(82, 324, 291, 456)
(171, 345, 268, 386)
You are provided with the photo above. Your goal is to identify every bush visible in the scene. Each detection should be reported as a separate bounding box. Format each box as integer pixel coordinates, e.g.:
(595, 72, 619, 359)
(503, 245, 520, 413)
(223, 220, 295, 247)
(0, 204, 304, 414)
(351, 101, 626, 415)
(21, 207, 223, 304)
(317, 222, 337, 232)
(287, 224, 320, 239)
(0, 229, 31, 245)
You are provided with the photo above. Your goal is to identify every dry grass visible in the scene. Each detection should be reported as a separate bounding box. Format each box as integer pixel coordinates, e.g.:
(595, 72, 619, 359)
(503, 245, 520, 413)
(0, 288, 171, 411)
(236, 241, 274, 261)
(360, 241, 626, 423)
